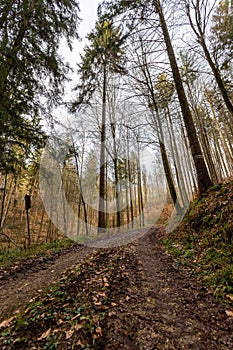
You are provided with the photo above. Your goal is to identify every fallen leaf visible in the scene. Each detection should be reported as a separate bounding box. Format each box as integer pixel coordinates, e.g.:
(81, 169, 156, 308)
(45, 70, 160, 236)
(226, 310, 233, 317)
(0, 316, 14, 329)
(65, 329, 74, 339)
(38, 328, 51, 340)
(111, 302, 117, 307)
(96, 326, 102, 335)
(74, 323, 83, 331)
(108, 311, 116, 316)
(226, 295, 233, 302)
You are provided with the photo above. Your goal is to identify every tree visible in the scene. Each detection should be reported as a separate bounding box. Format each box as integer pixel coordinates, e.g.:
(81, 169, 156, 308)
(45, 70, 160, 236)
(100, 0, 213, 194)
(153, 0, 213, 194)
(0, 0, 80, 171)
(211, 0, 233, 68)
(73, 20, 126, 232)
(184, 0, 233, 119)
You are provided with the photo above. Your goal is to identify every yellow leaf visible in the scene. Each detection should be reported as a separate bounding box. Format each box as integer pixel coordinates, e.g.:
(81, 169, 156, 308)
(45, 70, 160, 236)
(38, 328, 51, 340)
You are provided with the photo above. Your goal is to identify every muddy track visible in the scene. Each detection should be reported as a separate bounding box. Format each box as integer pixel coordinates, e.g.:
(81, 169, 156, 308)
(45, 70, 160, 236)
(99, 227, 233, 349)
(0, 244, 94, 322)
(1, 227, 233, 349)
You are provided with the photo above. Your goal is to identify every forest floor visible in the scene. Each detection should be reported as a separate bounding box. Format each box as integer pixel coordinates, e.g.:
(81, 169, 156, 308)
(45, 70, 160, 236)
(0, 244, 94, 323)
(0, 226, 233, 349)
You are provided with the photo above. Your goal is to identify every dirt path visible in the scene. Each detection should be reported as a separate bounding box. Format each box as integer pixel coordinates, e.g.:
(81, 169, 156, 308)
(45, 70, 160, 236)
(100, 227, 233, 349)
(0, 244, 94, 322)
(1, 227, 233, 349)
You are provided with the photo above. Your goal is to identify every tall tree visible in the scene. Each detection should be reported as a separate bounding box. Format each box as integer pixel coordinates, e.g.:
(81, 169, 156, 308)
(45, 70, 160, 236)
(211, 0, 233, 67)
(153, 0, 213, 194)
(184, 0, 233, 119)
(100, 0, 213, 194)
(73, 20, 126, 232)
(0, 0, 80, 171)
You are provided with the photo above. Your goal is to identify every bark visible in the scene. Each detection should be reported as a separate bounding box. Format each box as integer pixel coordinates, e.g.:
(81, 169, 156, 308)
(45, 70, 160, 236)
(166, 107, 189, 205)
(126, 128, 134, 228)
(110, 122, 121, 228)
(98, 64, 107, 232)
(72, 141, 89, 236)
(0, 172, 8, 228)
(136, 140, 145, 226)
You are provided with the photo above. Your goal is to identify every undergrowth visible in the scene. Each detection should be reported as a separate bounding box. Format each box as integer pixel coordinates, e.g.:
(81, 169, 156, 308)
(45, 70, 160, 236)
(0, 247, 129, 349)
(0, 238, 75, 268)
(163, 180, 233, 306)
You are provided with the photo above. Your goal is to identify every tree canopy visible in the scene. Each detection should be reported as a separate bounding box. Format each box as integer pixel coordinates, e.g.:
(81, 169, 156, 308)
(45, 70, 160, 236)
(0, 0, 80, 171)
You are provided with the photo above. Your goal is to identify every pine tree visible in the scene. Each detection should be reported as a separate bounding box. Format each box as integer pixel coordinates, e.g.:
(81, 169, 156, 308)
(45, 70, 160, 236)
(73, 20, 126, 232)
(0, 0, 80, 171)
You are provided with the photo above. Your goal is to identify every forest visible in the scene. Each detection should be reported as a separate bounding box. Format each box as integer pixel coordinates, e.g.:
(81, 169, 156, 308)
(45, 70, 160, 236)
(1, 1, 233, 349)
(0, 0, 232, 247)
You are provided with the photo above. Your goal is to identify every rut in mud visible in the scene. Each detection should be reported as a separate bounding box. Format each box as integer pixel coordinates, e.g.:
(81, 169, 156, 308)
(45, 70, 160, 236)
(0, 227, 233, 349)
(0, 244, 94, 322)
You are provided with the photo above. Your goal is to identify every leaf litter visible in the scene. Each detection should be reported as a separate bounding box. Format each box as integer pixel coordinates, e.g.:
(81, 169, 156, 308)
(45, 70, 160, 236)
(0, 227, 233, 349)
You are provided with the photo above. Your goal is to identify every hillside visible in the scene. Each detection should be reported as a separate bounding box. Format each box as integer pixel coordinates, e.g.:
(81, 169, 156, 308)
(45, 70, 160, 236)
(164, 180, 233, 304)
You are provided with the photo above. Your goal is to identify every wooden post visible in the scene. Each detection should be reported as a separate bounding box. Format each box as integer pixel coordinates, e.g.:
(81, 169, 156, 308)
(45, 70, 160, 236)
(25, 195, 31, 246)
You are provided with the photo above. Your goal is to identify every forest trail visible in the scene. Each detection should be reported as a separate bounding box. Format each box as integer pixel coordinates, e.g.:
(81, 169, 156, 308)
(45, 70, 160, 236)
(98, 227, 233, 349)
(0, 227, 233, 349)
(0, 244, 94, 322)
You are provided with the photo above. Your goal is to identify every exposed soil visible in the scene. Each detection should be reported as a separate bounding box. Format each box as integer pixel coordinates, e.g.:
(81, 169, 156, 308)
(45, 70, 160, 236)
(99, 227, 233, 349)
(0, 244, 94, 322)
(0, 226, 233, 349)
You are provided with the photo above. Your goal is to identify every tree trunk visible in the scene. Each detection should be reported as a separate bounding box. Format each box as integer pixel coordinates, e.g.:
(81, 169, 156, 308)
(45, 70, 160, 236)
(154, 0, 213, 194)
(202, 40, 233, 118)
(166, 107, 189, 205)
(126, 128, 134, 228)
(110, 121, 121, 228)
(98, 64, 107, 232)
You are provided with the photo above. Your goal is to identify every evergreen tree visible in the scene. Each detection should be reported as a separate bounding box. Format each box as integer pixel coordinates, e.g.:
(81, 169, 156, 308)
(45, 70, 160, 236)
(73, 20, 126, 232)
(0, 0, 80, 171)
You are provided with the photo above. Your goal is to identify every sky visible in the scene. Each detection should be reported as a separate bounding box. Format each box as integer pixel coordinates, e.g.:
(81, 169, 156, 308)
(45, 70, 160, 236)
(60, 0, 100, 71)
(56, 0, 100, 103)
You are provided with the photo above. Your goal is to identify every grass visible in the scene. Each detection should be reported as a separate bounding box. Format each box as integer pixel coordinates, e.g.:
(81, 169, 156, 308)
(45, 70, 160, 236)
(163, 180, 233, 305)
(0, 237, 75, 269)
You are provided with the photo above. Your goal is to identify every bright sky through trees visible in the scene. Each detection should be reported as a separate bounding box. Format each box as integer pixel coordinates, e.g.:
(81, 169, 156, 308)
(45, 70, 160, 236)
(59, 0, 99, 71)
